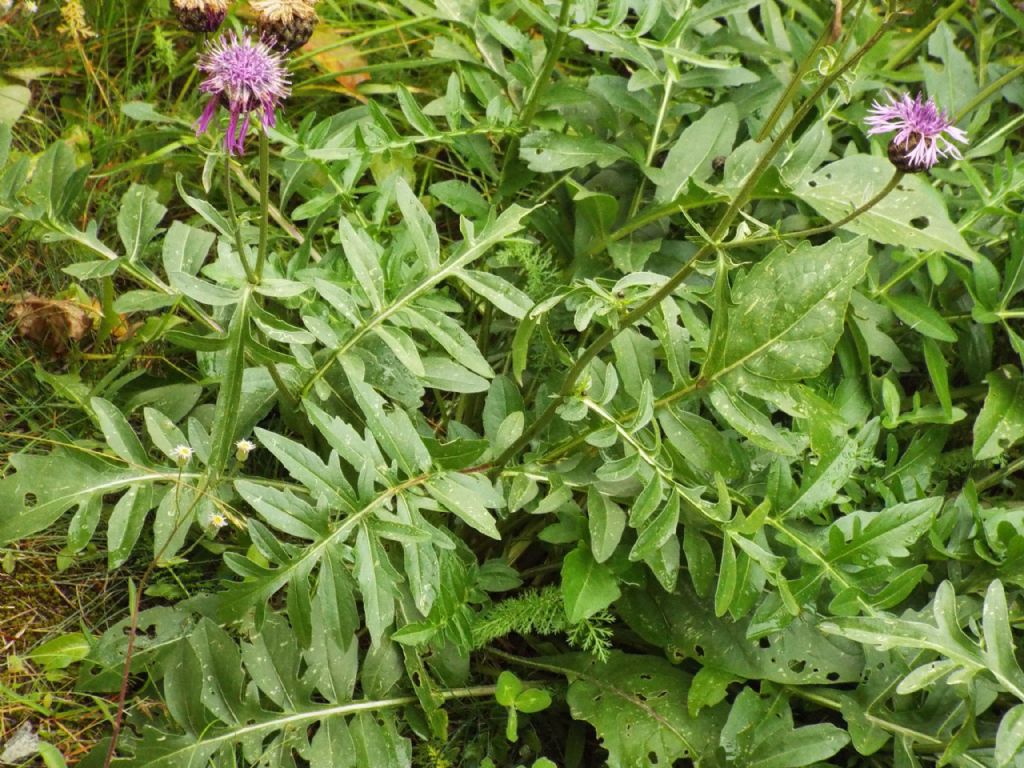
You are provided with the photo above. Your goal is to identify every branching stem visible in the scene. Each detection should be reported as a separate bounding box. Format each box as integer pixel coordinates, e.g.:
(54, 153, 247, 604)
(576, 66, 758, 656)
(489, 12, 895, 476)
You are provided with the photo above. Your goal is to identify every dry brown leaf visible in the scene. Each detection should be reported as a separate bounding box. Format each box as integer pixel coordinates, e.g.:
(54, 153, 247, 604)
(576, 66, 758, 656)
(830, 0, 843, 42)
(7, 294, 96, 356)
(304, 28, 370, 100)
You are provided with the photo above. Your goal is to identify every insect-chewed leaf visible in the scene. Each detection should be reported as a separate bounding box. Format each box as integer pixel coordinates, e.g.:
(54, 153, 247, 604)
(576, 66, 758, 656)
(558, 652, 725, 768)
(0, 449, 156, 545)
(795, 156, 975, 260)
(620, 586, 864, 685)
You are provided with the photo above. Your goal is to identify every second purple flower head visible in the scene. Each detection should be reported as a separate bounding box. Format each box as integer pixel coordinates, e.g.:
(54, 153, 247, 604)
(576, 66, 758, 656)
(195, 29, 291, 155)
(865, 92, 967, 172)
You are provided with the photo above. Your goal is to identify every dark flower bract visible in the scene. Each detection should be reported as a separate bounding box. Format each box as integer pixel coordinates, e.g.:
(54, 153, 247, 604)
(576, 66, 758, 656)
(865, 92, 968, 171)
(195, 29, 291, 155)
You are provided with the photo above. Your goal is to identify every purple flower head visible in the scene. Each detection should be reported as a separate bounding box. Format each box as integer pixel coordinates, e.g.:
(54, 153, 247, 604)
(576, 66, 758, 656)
(195, 29, 291, 155)
(865, 92, 968, 172)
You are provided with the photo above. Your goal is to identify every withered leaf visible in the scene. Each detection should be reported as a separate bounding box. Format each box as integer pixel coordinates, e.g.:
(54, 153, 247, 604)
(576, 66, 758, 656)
(7, 294, 96, 356)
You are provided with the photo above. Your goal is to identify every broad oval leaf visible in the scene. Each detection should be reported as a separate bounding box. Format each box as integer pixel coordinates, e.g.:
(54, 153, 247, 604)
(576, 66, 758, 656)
(704, 237, 870, 382)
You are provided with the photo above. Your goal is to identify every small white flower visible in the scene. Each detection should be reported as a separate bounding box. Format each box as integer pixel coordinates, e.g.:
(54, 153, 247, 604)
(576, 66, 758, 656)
(209, 513, 229, 529)
(22, 1, 38, 13)
(235, 438, 256, 461)
(1, 0, 14, 13)
(172, 444, 194, 464)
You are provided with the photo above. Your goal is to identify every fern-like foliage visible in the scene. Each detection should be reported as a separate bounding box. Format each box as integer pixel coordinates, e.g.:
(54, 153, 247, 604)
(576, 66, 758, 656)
(473, 586, 614, 661)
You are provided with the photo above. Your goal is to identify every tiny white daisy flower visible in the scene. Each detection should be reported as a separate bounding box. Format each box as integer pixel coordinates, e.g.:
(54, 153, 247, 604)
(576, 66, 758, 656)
(209, 513, 229, 528)
(235, 438, 256, 461)
(1, 0, 15, 12)
(172, 444, 194, 464)
(22, 1, 38, 12)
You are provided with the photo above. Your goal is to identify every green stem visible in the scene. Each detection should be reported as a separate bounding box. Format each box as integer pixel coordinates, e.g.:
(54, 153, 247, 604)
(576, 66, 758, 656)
(885, 0, 966, 70)
(497, 0, 573, 193)
(255, 129, 271, 281)
(488, 13, 895, 476)
(583, 195, 720, 258)
(872, 250, 932, 297)
(518, 0, 573, 132)
(976, 455, 1024, 493)
(954, 63, 1024, 122)
(757, 0, 870, 142)
(208, 287, 253, 480)
(756, 22, 833, 142)
(627, 71, 676, 220)
(224, 156, 257, 284)
(231, 163, 320, 262)
(720, 170, 904, 249)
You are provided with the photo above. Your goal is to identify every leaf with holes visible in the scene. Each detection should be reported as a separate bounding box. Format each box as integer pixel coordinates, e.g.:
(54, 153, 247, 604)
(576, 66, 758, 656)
(619, 586, 864, 684)
(0, 449, 156, 545)
(795, 155, 974, 260)
(558, 653, 725, 768)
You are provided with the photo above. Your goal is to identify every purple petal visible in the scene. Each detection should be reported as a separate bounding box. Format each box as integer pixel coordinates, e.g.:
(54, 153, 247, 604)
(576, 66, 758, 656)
(195, 97, 219, 136)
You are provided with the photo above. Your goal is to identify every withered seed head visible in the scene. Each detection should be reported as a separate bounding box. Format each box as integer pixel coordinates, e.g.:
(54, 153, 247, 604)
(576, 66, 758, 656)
(171, 0, 229, 33)
(252, 0, 319, 51)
